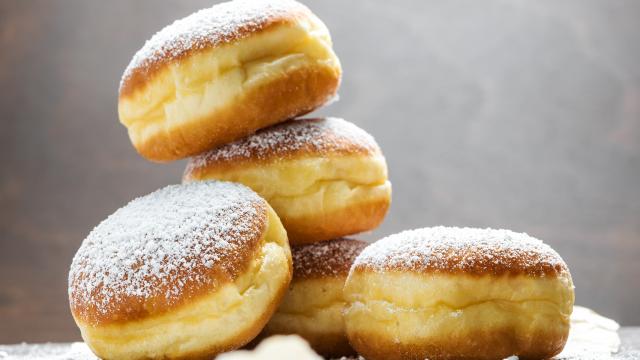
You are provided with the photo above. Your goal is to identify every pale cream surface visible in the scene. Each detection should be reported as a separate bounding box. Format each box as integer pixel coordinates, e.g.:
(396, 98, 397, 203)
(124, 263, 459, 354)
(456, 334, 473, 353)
(265, 277, 345, 336)
(118, 16, 339, 148)
(75, 208, 291, 360)
(343, 272, 574, 343)
(189, 155, 390, 223)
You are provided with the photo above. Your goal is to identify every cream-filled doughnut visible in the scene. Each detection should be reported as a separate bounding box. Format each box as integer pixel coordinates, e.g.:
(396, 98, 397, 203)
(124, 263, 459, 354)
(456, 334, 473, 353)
(183, 118, 391, 245)
(259, 238, 368, 357)
(68, 182, 291, 360)
(343, 227, 575, 360)
(118, 0, 341, 162)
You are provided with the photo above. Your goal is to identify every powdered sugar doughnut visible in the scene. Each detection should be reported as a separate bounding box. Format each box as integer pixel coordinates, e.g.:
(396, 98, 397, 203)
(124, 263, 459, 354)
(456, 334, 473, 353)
(183, 118, 391, 245)
(68, 181, 291, 360)
(118, 0, 341, 162)
(258, 238, 368, 357)
(343, 227, 575, 360)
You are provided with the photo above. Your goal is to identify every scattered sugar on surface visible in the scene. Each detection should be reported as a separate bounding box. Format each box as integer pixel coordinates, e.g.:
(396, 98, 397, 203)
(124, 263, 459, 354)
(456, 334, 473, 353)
(68, 181, 265, 318)
(354, 226, 568, 276)
(292, 238, 368, 278)
(0, 342, 97, 360)
(120, 0, 309, 91)
(186, 118, 379, 171)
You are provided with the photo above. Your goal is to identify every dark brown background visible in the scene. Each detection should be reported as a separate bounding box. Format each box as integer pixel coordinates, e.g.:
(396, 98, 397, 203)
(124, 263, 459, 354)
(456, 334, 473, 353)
(1, 0, 639, 343)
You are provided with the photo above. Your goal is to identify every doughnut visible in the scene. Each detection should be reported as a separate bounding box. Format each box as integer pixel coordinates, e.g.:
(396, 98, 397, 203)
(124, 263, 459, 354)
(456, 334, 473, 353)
(118, 0, 341, 162)
(68, 181, 292, 360)
(183, 117, 391, 245)
(258, 238, 368, 357)
(343, 227, 575, 360)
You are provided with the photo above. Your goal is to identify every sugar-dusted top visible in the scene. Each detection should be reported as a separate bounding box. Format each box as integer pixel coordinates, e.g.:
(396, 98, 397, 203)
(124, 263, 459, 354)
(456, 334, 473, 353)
(184, 118, 381, 178)
(119, 0, 313, 95)
(292, 238, 368, 279)
(68, 181, 268, 325)
(353, 227, 569, 277)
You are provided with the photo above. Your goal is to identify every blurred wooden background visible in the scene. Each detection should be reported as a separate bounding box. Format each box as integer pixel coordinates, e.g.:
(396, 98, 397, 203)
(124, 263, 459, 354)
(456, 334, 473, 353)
(1, 0, 639, 343)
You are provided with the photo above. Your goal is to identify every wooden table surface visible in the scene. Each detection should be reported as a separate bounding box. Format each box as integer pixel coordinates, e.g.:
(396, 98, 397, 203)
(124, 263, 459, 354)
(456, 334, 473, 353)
(1, 328, 639, 359)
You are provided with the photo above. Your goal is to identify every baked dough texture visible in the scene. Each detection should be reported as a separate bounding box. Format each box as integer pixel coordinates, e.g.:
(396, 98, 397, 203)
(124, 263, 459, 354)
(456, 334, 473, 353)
(259, 239, 367, 357)
(343, 227, 575, 360)
(184, 118, 391, 245)
(68, 182, 292, 360)
(118, 0, 341, 162)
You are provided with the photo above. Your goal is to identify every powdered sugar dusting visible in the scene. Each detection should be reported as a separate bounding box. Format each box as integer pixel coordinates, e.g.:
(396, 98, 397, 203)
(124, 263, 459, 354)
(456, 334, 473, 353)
(292, 238, 368, 279)
(68, 181, 267, 323)
(120, 0, 310, 92)
(185, 118, 379, 174)
(354, 227, 568, 276)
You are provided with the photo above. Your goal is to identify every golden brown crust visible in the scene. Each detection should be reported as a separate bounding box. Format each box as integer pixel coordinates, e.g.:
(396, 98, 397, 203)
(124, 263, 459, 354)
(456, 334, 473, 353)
(344, 228, 574, 360)
(253, 240, 368, 358)
(131, 64, 339, 162)
(182, 118, 389, 245)
(347, 326, 568, 360)
(253, 275, 357, 357)
(68, 182, 269, 325)
(73, 203, 292, 360)
(70, 211, 267, 325)
(184, 118, 380, 179)
(284, 196, 390, 245)
(119, 0, 311, 96)
(79, 281, 290, 360)
(291, 238, 368, 279)
(353, 227, 569, 278)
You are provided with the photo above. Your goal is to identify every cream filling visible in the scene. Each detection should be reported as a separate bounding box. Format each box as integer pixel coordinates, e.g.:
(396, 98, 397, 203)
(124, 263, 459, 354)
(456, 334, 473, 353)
(268, 302, 345, 335)
(119, 17, 340, 141)
(77, 207, 291, 360)
(191, 155, 390, 218)
(266, 278, 346, 336)
(344, 272, 574, 342)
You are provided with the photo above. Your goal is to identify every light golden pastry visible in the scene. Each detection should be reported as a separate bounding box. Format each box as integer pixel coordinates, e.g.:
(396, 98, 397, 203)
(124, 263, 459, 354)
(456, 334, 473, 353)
(183, 117, 391, 245)
(118, 0, 341, 162)
(68, 181, 292, 360)
(259, 238, 368, 357)
(343, 226, 575, 360)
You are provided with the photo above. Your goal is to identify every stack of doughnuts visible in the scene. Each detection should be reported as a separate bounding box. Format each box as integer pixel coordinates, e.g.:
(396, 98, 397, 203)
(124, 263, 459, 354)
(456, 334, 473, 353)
(69, 0, 575, 359)
(71, 0, 389, 358)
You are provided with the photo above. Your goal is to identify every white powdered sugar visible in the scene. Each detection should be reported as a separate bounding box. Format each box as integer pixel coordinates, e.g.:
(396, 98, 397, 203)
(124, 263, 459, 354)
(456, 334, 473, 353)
(186, 118, 379, 171)
(68, 181, 266, 320)
(354, 227, 568, 276)
(292, 238, 368, 278)
(120, 0, 309, 90)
